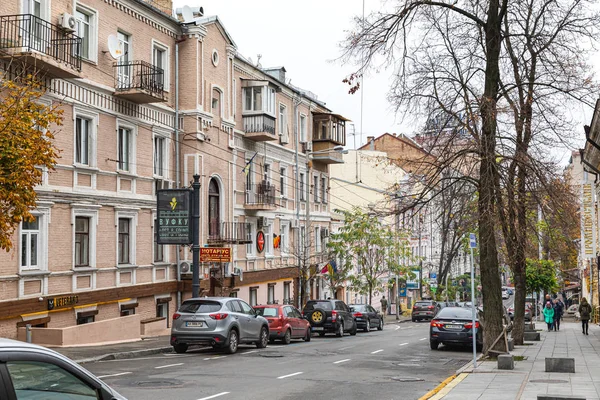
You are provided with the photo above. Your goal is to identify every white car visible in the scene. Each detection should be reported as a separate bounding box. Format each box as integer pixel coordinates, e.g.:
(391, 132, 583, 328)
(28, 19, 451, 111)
(502, 290, 510, 299)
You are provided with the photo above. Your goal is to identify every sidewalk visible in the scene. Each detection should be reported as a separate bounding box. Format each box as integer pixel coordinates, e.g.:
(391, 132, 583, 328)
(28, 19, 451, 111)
(433, 319, 600, 400)
(385, 314, 412, 324)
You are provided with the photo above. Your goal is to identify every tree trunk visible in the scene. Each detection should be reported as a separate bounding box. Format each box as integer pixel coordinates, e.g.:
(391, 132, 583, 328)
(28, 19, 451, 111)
(368, 284, 373, 306)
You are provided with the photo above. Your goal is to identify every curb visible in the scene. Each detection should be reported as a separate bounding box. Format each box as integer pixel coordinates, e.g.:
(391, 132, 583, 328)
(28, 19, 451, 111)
(75, 346, 173, 364)
(418, 374, 457, 400)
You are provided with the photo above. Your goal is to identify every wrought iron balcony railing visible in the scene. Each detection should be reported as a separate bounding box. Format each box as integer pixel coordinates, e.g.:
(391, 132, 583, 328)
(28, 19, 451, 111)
(113, 60, 165, 101)
(208, 221, 252, 245)
(0, 14, 82, 72)
(242, 113, 276, 139)
(245, 182, 277, 206)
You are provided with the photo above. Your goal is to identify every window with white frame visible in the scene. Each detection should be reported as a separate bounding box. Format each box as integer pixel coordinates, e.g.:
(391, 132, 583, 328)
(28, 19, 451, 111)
(152, 42, 168, 90)
(74, 216, 90, 267)
(299, 114, 307, 143)
(280, 222, 289, 253)
(212, 87, 222, 116)
(283, 282, 290, 303)
(267, 284, 275, 304)
(299, 226, 306, 258)
(75, 5, 97, 61)
(246, 221, 255, 257)
(75, 117, 90, 165)
(299, 173, 305, 201)
(20, 216, 40, 269)
(250, 288, 257, 306)
(117, 127, 132, 172)
(242, 86, 275, 115)
(153, 135, 166, 177)
(321, 176, 327, 203)
(280, 167, 287, 197)
(313, 175, 319, 202)
(263, 163, 270, 184)
(279, 103, 287, 140)
(118, 218, 132, 264)
(315, 227, 321, 253)
(265, 221, 273, 256)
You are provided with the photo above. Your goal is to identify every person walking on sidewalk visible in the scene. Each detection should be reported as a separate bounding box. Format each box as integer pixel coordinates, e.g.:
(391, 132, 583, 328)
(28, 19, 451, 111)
(579, 298, 592, 335)
(543, 301, 555, 331)
(553, 299, 563, 331)
(380, 296, 388, 315)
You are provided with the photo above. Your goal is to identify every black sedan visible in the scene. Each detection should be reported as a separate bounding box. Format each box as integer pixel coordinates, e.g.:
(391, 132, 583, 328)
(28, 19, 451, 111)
(429, 307, 482, 351)
(350, 304, 384, 332)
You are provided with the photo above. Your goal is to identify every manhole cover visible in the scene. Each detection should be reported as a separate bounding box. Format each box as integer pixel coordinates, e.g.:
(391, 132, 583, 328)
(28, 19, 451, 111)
(529, 379, 569, 384)
(136, 380, 182, 388)
(260, 352, 284, 358)
(390, 376, 424, 382)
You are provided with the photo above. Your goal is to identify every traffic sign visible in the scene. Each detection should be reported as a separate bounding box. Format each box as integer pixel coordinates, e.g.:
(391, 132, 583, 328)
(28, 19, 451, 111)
(469, 233, 477, 249)
(430, 273, 437, 279)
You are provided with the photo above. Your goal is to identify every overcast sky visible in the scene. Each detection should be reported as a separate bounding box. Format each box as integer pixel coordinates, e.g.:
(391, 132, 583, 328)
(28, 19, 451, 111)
(173, 0, 592, 160)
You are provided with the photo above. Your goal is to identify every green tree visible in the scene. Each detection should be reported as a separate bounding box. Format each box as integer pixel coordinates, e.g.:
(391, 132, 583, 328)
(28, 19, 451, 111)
(525, 259, 558, 296)
(0, 74, 62, 251)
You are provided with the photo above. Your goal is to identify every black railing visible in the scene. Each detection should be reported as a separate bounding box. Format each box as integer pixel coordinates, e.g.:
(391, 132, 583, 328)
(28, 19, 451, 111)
(245, 182, 277, 206)
(242, 114, 276, 135)
(113, 60, 164, 99)
(208, 221, 252, 245)
(0, 14, 82, 71)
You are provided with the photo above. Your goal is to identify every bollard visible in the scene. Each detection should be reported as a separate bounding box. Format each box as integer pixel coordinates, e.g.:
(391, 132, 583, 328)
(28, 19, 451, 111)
(25, 324, 32, 343)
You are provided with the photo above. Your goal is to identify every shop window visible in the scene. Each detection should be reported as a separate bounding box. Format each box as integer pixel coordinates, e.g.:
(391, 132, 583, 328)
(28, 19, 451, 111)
(76, 310, 97, 325)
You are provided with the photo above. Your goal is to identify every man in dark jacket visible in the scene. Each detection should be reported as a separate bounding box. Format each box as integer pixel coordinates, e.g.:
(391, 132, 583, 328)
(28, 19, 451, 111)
(553, 299, 563, 331)
(579, 298, 593, 335)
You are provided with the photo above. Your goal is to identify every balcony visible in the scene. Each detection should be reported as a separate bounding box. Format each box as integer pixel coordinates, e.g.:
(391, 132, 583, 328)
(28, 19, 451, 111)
(113, 60, 165, 103)
(0, 14, 81, 78)
(208, 221, 252, 245)
(245, 182, 278, 211)
(242, 113, 277, 141)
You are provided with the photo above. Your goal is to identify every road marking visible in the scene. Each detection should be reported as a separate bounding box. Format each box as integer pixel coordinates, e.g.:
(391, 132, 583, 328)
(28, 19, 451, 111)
(242, 350, 258, 355)
(333, 359, 351, 364)
(155, 363, 184, 369)
(338, 346, 353, 351)
(97, 372, 132, 379)
(400, 343, 409, 346)
(420, 338, 427, 341)
(395, 326, 401, 331)
(371, 349, 384, 354)
(203, 355, 227, 360)
(196, 392, 230, 400)
(277, 372, 303, 379)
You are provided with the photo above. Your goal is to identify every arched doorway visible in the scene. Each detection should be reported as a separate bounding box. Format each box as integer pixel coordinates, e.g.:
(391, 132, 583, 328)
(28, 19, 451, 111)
(208, 178, 220, 239)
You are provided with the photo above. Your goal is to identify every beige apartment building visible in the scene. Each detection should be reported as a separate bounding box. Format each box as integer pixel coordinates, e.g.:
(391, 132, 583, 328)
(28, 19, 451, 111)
(0, 0, 346, 344)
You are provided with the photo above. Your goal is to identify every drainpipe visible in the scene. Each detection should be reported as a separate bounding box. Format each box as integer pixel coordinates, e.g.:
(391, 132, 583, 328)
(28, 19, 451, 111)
(293, 96, 301, 308)
(175, 38, 182, 309)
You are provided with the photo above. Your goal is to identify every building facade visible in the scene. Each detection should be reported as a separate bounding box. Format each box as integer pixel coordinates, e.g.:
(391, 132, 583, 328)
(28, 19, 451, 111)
(0, 0, 345, 343)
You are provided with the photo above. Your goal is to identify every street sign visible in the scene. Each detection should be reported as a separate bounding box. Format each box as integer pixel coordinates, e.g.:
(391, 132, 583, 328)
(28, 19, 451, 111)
(399, 286, 407, 297)
(430, 273, 437, 279)
(407, 270, 421, 290)
(200, 247, 232, 263)
(157, 189, 192, 244)
(469, 233, 477, 249)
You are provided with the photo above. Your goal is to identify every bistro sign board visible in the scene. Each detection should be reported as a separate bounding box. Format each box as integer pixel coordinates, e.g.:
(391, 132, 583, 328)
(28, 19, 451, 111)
(200, 247, 232, 263)
(157, 189, 193, 245)
(48, 295, 79, 311)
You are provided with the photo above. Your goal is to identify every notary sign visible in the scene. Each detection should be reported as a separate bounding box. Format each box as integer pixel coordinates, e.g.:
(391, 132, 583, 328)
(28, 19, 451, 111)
(200, 247, 232, 263)
(157, 189, 193, 245)
(48, 295, 78, 311)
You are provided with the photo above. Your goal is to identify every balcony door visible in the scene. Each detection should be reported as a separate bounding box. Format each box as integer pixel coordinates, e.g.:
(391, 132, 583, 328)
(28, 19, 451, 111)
(22, 0, 45, 50)
(116, 31, 131, 89)
(208, 179, 220, 239)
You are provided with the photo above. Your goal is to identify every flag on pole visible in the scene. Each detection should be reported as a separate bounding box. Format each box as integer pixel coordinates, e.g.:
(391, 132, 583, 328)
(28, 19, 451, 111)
(321, 259, 337, 275)
(242, 152, 258, 177)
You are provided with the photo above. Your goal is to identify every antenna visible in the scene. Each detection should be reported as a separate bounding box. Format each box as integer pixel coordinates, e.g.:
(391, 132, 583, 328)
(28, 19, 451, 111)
(181, 5, 194, 23)
(107, 34, 123, 59)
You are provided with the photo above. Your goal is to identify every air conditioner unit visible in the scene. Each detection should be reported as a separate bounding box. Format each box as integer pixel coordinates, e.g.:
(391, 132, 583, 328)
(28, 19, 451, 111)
(59, 13, 76, 32)
(302, 142, 313, 153)
(179, 260, 192, 280)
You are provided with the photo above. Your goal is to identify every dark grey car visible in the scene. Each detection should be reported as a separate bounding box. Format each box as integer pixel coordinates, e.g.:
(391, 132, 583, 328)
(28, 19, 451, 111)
(350, 304, 384, 332)
(171, 297, 269, 354)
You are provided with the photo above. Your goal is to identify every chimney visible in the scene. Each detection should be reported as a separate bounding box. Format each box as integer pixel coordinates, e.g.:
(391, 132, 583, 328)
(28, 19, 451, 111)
(367, 136, 375, 151)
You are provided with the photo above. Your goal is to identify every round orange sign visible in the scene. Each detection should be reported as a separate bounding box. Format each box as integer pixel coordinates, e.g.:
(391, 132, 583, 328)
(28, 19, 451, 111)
(256, 231, 265, 253)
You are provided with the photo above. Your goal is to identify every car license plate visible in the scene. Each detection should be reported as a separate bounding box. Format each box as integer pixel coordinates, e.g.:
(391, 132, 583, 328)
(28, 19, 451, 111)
(186, 321, 203, 327)
(312, 327, 324, 331)
(445, 324, 462, 330)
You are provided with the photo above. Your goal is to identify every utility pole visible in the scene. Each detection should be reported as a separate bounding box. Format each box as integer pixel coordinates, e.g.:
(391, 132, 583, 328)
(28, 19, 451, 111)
(469, 233, 477, 369)
(419, 213, 423, 300)
(192, 174, 201, 298)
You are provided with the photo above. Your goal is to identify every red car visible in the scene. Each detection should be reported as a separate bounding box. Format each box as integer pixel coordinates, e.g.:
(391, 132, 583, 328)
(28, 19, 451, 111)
(253, 304, 311, 344)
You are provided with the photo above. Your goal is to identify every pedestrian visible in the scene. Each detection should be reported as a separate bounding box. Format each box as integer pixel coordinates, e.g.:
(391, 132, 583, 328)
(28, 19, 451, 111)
(579, 297, 592, 335)
(552, 299, 563, 331)
(380, 296, 388, 315)
(543, 301, 555, 331)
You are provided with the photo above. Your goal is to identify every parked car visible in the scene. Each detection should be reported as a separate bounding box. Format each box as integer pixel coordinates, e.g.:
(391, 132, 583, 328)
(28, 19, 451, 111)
(171, 297, 270, 354)
(566, 304, 579, 315)
(0, 338, 126, 399)
(502, 290, 510, 299)
(438, 301, 460, 309)
(350, 304, 384, 332)
(302, 299, 357, 337)
(507, 304, 532, 321)
(254, 304, 311, 344)
(412, 300, 440, 322)
(429, 307, 483, 351)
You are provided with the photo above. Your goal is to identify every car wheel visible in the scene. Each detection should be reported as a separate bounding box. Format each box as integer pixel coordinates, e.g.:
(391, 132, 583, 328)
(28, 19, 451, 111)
(363, 319, 370, 332)
(377, 318, 383, 331)
(304, 327, 311, 342)
(350, 321, 357, 336)
(309, 308, 327, 326)
(412, 317, 416, 322)
(336, 323, 344, 337)
(283, 329, 292, 345)
(225, 329, 239, 354)
(256, 326, 269, 348)
(173, 343, 188, 354)
(430, 340, 439, 350)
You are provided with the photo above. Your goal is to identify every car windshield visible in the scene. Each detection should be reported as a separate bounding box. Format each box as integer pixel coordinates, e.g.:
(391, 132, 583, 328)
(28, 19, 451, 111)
(179, 300, 222, 314)
(304, 301, 333, 311)
(255, 307, 278, 317)
(436, 307, 476, 319)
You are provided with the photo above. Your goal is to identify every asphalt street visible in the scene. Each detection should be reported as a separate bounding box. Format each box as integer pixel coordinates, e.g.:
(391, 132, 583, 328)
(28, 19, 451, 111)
(84, 321, 476, 400)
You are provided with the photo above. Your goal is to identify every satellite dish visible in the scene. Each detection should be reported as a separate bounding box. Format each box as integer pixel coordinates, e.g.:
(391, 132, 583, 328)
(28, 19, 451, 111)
(181, 5, 194, 23)
(107, 34, 123, 59)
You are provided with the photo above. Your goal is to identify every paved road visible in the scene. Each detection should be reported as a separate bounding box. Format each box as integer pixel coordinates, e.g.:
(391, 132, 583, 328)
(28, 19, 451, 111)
(84, 321, 476, 400)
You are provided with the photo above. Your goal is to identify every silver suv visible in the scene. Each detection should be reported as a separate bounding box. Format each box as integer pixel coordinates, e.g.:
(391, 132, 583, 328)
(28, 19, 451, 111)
(170, 297, 270, 354)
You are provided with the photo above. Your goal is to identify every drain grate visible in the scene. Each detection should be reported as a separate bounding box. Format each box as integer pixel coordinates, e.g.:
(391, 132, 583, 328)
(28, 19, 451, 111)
(529, 379, 569, 384)
(136, 380, 182, 388)
(260, 352, 284, 358)
(444, 359, 469, 367)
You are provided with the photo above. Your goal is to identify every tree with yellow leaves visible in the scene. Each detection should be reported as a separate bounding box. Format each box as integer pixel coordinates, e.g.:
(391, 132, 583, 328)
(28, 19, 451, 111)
(0, 73, 62, 251)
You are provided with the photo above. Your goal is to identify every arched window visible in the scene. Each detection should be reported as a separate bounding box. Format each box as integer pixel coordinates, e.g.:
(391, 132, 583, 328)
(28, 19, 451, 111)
(208, 178, 220, 238)
(212, 88, 222, 116)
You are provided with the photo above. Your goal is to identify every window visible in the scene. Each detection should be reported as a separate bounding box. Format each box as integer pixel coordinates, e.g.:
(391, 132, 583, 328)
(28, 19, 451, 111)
(21, 217, 39, 269)
(154, 136, 165, 177)
(152, 43, 168, 89)
(280, 167, 287, 197)
(208, 179, 220, 238)
(118, 218, 130, 264)
(156, 302, 168, 318)
(246, 221, 254, 256)
(268, 285, 275, 304)
(249, 288, 258, 307)
(299, 173, 305, 201)
(75, 5, 96, 61)
(117, 127, 131, 171)
(116, 32, 131, 87)
(280, 222, 289, 253)
(265, 221, 273, 256)
(245, 158, 253, 188)
(283, 282, 290, 304)
(212, 88, 222, 116)
(7, 361, 97, 398)
(76, 311, 96, 325)
(299, 226, 306, 258)
(154, 219, 164, 263)
(263, 163, 270, 183)
(315, 227, 321, 253)
(74, 217, 89, 267)
(279, 104, 287, 138)
(74, 116, 90, 165)
(313, 175, 319, 202)
(120, 306, 135, 317)
(299, 114, 307, 142)
(242, 86, 275, 114)
(239, 300, 255, 315)
(321, 177, 327, 203)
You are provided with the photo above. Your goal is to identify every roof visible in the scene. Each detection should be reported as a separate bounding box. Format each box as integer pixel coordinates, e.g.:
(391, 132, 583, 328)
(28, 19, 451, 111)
(358, 132, 425, 153)
(312, 111, 351, 122)
(193, 15, 237, 48)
